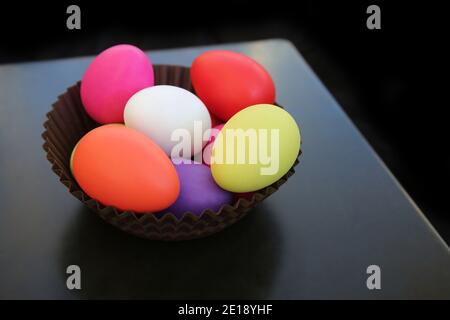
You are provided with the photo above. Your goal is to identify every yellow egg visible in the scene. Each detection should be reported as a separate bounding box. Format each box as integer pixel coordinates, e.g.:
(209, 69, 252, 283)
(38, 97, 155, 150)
(70, 142, 78, 175)
(211, 104, 301, 192)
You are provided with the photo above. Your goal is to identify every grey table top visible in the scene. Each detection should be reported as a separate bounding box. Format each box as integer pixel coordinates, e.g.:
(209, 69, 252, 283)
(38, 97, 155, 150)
(0, 39, 449, 299)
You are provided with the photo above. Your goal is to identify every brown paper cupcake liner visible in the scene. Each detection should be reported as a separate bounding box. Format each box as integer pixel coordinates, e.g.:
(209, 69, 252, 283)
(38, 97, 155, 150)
(42, 64, 301, 241)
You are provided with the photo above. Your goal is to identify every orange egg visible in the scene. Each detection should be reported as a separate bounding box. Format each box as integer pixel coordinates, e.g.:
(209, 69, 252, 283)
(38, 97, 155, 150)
(72, 125, 179, 213)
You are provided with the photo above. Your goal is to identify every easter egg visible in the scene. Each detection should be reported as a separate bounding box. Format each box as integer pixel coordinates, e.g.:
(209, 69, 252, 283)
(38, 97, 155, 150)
(71, 125, 179, 212)
(191, 50, 275, 121)
(167, 163, 233, 218)
(81, 44, 154, 124)
(211, 104, 300, 193)
(124, 85, 211, 158)
(202, 124, 224, 166)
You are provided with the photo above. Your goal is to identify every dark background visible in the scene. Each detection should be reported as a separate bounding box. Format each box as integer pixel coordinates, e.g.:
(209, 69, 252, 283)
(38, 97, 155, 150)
(0, 1, 448, 242)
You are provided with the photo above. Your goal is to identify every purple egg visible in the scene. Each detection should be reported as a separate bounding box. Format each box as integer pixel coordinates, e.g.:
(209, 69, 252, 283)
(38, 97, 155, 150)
(167, 163, 233, 218)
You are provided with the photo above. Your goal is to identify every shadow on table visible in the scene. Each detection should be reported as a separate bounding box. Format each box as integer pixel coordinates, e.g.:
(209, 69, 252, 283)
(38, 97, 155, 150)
(59, 203, 282, 299)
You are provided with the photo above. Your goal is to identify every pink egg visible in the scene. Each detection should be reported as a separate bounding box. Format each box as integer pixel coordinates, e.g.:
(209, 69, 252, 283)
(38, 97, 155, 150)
(202, 124, 224, 166)
(81, 44, 154, 124)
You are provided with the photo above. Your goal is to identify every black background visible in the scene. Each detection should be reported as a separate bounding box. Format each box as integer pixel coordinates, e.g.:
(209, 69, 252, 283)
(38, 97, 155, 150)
(0, 1, 448, 241)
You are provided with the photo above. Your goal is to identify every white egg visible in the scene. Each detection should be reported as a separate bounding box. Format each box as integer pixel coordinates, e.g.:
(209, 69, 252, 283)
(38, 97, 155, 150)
(124, 85, 211, 159)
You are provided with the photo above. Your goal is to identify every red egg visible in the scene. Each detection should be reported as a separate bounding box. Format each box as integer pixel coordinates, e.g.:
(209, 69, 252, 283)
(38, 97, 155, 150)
(191, 50, 275, 121)
(72, 125, 179, 213)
